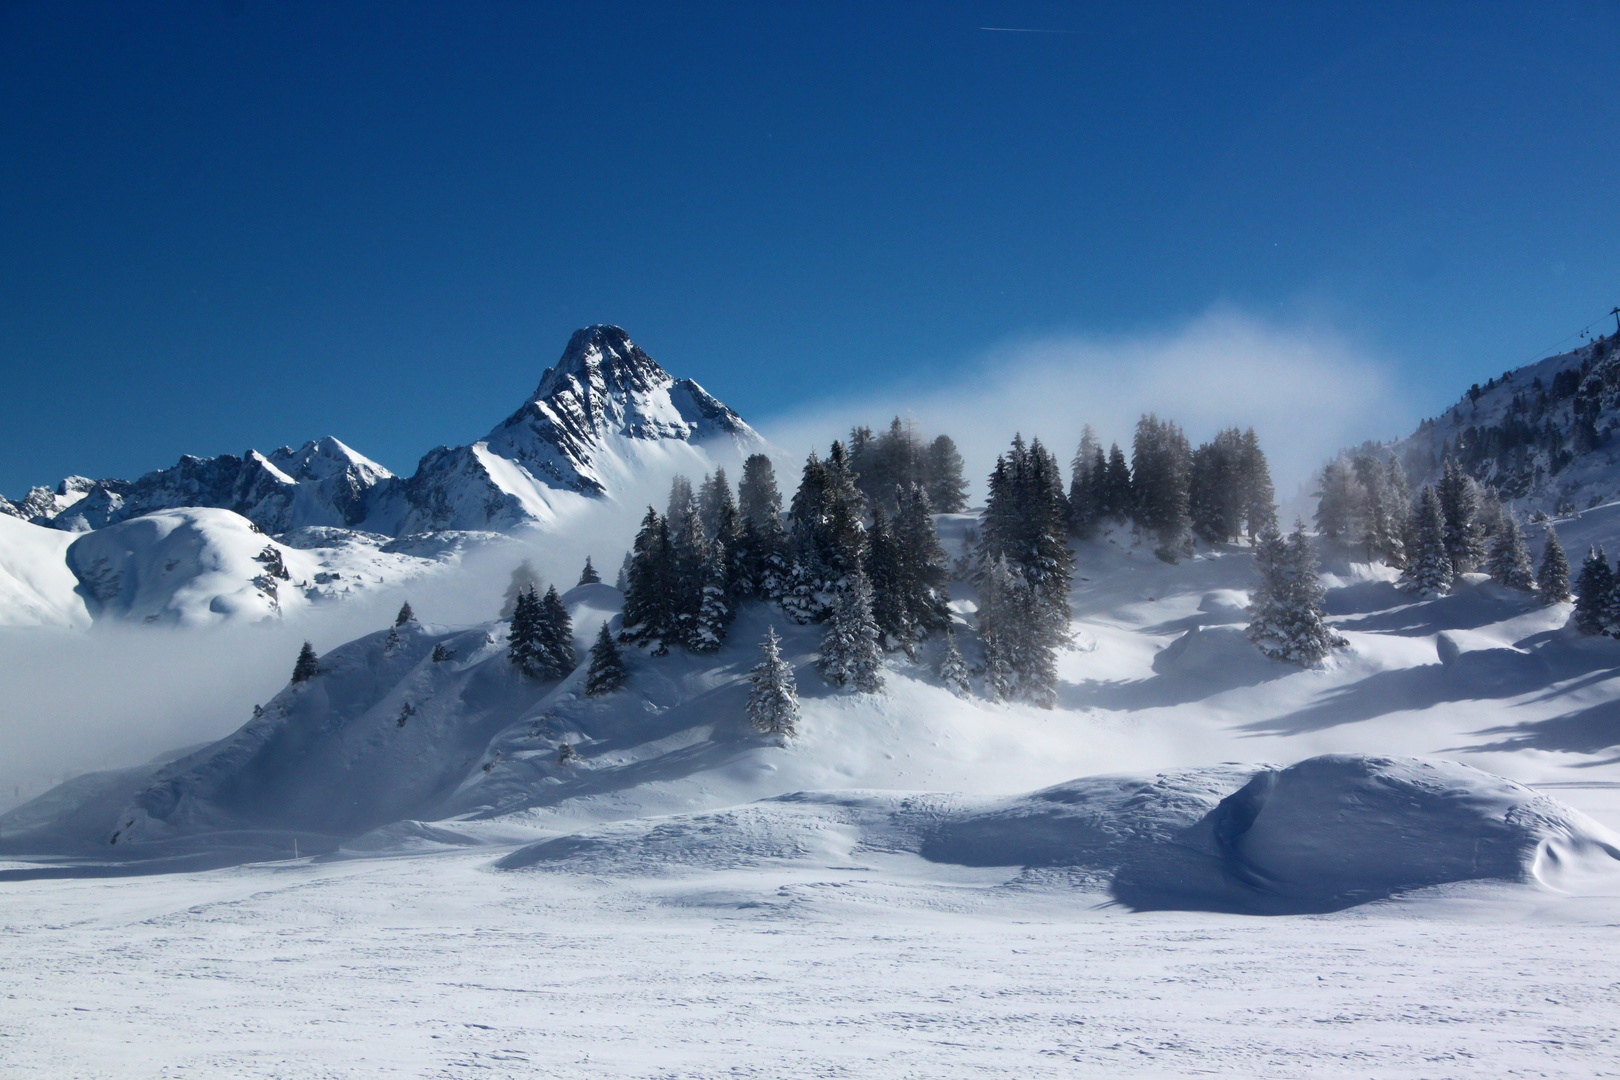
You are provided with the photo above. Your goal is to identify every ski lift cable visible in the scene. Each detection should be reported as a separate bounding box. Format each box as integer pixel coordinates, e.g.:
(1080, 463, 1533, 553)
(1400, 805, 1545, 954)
(1519, 305, 1620, 368)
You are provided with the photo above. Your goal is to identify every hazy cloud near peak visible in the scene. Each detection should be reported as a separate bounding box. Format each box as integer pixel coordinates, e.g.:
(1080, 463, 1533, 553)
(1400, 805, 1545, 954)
(757, 309, 1413, 500)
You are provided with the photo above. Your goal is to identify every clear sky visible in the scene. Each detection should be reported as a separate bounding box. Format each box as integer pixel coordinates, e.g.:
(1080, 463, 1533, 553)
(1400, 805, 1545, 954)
(3, 1, 1619, 495)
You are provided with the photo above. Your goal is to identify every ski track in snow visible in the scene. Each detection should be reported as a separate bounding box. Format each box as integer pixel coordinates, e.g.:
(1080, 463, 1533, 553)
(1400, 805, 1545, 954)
(2, 850, 1619, 1079)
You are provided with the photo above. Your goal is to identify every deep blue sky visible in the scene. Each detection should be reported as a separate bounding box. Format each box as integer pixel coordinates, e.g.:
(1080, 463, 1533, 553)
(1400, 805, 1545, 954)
(3, 1, 1619, 493)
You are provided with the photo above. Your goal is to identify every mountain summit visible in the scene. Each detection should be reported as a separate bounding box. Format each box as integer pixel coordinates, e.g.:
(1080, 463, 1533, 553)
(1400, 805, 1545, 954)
(379, 325, 763, 532)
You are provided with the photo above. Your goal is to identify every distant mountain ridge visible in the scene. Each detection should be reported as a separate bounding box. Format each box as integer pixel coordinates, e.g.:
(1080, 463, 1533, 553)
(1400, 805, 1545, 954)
(1388, 331, 1620, 514)
(3, 325, 762, 537)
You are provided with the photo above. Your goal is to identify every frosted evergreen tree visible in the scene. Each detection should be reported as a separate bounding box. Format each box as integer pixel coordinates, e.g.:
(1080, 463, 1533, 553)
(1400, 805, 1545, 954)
(1538, 527, 1572, 605)
(818, 569, 884, 692)
(786, 442, 867, 622)
(1573, 547, 1613, 635)
(1382, 455, 1411, 564)
(938, 627, 971, 697)
(585, 623, 626, 696)
(924, 434, 969, 513)
(291, 641, 320, 683)
(507, 586, 546, 677)
(577, 557, 601, 586)
(975, 556, 1022, 702)
(1437, 457, 1486, 575)
(893, 484, 952, 644)
(394, 601, 416, 626)
(1099, 443, 1133, 521)
(665, 475, 696, 535)
(1131, 414, 1193, 561)
(1246, 524, 1347, 665)
(687, 545, 733, 653)
(698, 469, 737, 541)
(866, 506, 909, 650)
(1239, 428, 1278, 540)
(1486, 517, 1536, 591)
(500, 559, 544, 618)
(747, 627, 800, 740)
(1067, 425, 1102, 537)
(1313, 456, 1365, 541)
(431, 642, 453, 663)
(538, 585, 576, 677)
(615, 552, 632, 591)
(621, 508, 679, 654)
(736, 453, 789, 600)
(1399, 487, 1454, 597)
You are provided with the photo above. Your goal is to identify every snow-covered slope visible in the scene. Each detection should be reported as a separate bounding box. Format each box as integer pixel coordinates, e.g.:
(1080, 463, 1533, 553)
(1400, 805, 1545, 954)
(0, 515, 90, 628)
(9, 518, 1620, 916)
(1389, 334, 1620, 520)
(60, 507, 512, 627)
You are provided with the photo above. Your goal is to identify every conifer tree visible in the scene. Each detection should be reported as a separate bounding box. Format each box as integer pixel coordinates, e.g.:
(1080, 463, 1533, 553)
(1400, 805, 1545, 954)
(1067, 425, 1101, 537)
(975, 556, 1024, 702)
(1400, 487, 1454, 597)
(291, 641, 320, 683)
(1239, 428, 1278, 540)
(507, 586, 545, 677)
(431, 642, 453, 663)
(1437, 457, 1486, 575)
(698, 469, 737, 541)
(577, 557, 601, 586)
(1313, 456, 1365, 541)
(818, 569, 884, 692)
(865, 506, 908, 649)
(737, 453, 789, 600)
(1100, 443, 1133, 520)
(738, 453, 783, 528)
(538, 585, 576, 677)
(622, 508, 679, 654)
(666, 475, 696, 535)
(585, 623, 626, 696)
(1131, 414, 1193, 561)
(1486, 517, 1536, 591)
(924, 434, 969, 513)
(500, 560, 544, 618)
(747, 627, 800, 740)
(687, 544, 733, 652)
(1574, 547, 1613, 635)
(893, 484, 952, 643)
(1538, 527, 1572, 605)
(938, 627, 971, 697)
(394, 601, 416, 626)
(1246, 524, 1347, 665)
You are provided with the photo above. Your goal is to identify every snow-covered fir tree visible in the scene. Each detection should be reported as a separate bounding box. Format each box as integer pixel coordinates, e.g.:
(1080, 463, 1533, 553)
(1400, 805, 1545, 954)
(736, 453, 790, 600)
(1437, 457, 1487, 575)
(938, 627, 971, 697)
(976, 556, 1030, 702)
(1485, 517, 1536, 591)
(1246, 524, 1347, 665)
(585, 623, 626, 696)
(621, 507, 679, 654)
(1067, 425, 1102, 537)
(577, 557, 601, 586)
(924, 434, 969, 513)
(1574, 547, 1613, 635)
(291, 641, 320, 683)
(697, 469, 736, 541)
(1399, 486, 1454, 597)
(785, 442, 867, 623)
(1098, 443, 1133, 521)
(431, 642, 453, 663)
(866, 506, 908, 649)
(499, 559, 544, 618)
(394, 601, 415, 626)
(747, 627, 800, 740)
(538, 585, 576, 677)
(818, 568, 884, 692)
(507, 586, 546, 677)
(1313, 456, 1363, 541)
(892, 484, 952, 645)
(1189, 426, 1277, 544)
(1131, 414, 1193, 561)
(1538, 526, 1572, 605)
(665, 474, 696, 535)
(687, 544, 733, 653)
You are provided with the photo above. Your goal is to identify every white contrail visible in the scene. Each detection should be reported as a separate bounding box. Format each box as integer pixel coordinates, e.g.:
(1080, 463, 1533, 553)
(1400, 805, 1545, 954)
(979, 26, 1079, 34)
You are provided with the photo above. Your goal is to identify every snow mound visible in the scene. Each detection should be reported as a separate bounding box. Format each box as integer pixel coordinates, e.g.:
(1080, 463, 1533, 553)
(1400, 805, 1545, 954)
(496, 755, 1619, 913)
(1151, 624, 1276, 679)
(65, 508, 294, 626)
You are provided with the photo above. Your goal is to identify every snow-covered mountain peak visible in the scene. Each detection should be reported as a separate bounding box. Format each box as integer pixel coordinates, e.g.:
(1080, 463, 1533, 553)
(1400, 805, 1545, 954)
(268, 436, 394, 485)
(533, 324, 669, 402)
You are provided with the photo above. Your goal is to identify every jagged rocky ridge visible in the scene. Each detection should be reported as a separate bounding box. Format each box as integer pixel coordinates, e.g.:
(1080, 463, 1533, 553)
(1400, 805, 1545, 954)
(5, 325, 762, 537)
